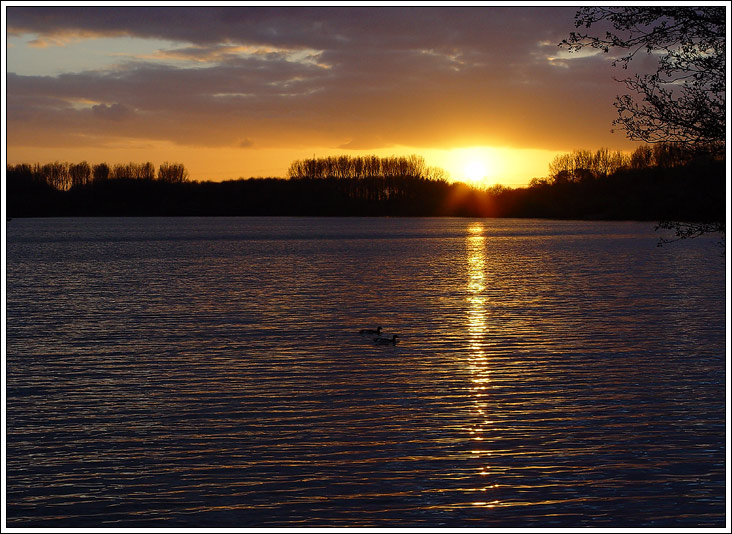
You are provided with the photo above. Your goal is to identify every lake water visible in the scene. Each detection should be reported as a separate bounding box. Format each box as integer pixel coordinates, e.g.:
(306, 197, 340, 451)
(5, 217, 727, 527)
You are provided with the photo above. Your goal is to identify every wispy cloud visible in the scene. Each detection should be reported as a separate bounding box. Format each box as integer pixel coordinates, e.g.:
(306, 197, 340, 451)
(27, 29, 126, 48)
(126, 42, 330, 69)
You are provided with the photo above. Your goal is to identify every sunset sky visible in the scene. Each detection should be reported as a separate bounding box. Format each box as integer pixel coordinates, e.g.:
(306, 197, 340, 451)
(4, 4, 648, 187)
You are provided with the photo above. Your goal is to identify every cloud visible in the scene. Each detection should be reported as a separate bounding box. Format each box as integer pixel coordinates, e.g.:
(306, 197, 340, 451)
(92, 102, 134, 121)
(26, 29, 121, 48)
(238, 138, 254, 148)
(131, 42, 328, 69)
(6, 6, 637, 154)
(6, 6, 577, 56)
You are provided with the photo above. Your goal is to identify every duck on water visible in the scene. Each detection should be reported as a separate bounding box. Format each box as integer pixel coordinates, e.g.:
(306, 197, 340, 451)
(374, 335, 399, 345)
(359, 327, 382, 335)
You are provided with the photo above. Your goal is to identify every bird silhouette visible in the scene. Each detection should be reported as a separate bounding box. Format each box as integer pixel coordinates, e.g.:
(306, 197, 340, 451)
(374, 334, 399, 345)
(359, 326, 382, 335)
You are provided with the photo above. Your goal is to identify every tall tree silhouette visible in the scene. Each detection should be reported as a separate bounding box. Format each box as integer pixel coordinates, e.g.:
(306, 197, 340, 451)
(562, 6, 725, 246)
(563, 7, 725, 151)
(158, 162, 189, 183)
(69, 161, 91, 188)
(93, 163, 110, 182)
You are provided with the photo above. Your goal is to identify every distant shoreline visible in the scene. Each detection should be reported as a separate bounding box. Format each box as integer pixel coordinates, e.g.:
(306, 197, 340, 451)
(6, 214, 667, 223)
(7, 158, 725, 224)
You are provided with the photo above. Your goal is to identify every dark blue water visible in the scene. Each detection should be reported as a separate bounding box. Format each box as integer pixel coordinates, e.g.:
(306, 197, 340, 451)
(5, 217, 727, 527)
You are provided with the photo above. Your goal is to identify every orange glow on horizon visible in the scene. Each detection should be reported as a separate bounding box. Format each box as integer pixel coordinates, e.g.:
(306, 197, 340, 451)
(428, 145, 562, 188)
(7, 141, 563, 189)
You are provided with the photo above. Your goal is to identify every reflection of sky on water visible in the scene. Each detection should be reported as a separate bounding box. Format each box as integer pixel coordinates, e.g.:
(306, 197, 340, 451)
(5, 217, 725, 527)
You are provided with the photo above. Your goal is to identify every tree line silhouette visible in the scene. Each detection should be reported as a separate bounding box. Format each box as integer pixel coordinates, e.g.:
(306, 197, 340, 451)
(287, 155, 449, 181)
(6, 148, 724, 224)
(6, 160, 190, 190)
(541, 143, 722, 185)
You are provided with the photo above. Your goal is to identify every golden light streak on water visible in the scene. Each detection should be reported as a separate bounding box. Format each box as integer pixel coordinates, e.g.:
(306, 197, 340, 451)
(465, 222, 499, 509)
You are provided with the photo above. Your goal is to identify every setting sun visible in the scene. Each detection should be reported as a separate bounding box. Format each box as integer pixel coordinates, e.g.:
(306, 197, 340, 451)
(436, 147, 503, 187)
(420, 145, 566, 188)
(443, 147, 498, 186)
(463, 158, 489, 184)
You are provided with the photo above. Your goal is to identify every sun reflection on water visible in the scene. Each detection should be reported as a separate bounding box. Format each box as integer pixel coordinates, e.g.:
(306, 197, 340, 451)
(465, 222, 500, 508)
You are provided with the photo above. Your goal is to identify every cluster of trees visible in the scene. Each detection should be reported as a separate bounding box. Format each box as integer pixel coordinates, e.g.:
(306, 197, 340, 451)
(285, 155, 450, 204)
(507, 147, 724, 223)
(6, 160, 189, 191)
(541, 142, 721, 185)
(546, 147, 627, 183)
(287, 155, 447, 181)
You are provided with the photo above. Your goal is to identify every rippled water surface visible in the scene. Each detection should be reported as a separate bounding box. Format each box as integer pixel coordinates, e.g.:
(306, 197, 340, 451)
(5, 217, 727, 527)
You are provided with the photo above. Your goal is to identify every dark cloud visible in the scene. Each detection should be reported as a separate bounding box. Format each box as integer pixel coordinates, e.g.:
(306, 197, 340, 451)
(6, 6, 579, 62)
(92, 102, 134, 121)
(7, 7, 569, 47)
